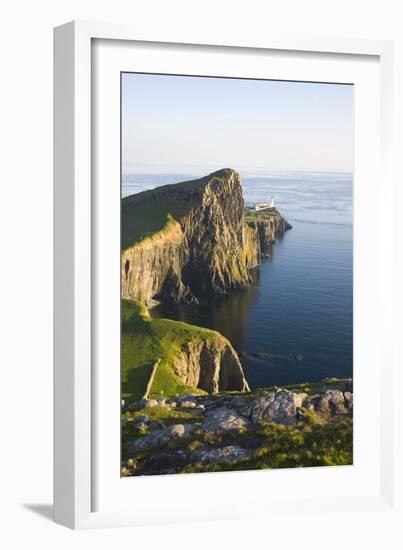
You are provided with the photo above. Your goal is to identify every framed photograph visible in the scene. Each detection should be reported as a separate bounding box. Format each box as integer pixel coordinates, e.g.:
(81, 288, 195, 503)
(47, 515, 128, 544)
(54, 21, 398, 530)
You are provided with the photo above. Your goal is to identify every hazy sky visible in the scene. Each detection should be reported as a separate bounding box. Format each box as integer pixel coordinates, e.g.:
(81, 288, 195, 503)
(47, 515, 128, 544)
(122, 73, 353, 174)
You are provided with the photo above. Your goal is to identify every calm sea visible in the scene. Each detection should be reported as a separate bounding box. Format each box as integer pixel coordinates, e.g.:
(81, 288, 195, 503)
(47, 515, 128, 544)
(122, 171, 353, 388)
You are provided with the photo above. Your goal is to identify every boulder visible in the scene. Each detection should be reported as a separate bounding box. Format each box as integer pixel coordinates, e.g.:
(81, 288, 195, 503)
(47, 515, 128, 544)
(135, 422, 149, 434)
(225, 395, 248, 409)
(139, 450, 189, 475)
(201, 407, 250, 432)
(139, 398, 159, 408)
(178, 399, 198, 408)
(134, 414, 150, 425)
(168, 394, 199, 407)
(344, 391, 353, 412)
(129, 423, 194, 452)
(250, 390, 306, 425)
(192, 445, 251, 465)
(314, 389, 348, 416)
(149, 419, 166, 430)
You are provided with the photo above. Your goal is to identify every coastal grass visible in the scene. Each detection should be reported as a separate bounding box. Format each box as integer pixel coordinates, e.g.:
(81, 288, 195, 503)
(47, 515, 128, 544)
(181, 417, 353, 473)
(122, 201, 190, 250)
(122, 299, 216, 403)
(123, 406, 201, 426)
(121, 403, 353, 472)
(121, 169, 236, 249)
(122, 406, 202, 454)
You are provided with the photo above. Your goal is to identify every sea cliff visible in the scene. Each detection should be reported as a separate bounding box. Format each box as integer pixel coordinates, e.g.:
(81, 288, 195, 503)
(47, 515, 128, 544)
(121, 169, 290, 400)
(122, 169, 291, 306)
(121, 299, 249, 403)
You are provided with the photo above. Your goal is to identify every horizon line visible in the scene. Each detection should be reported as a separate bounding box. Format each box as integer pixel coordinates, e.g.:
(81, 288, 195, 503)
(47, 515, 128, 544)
(122, 166, 354, 177)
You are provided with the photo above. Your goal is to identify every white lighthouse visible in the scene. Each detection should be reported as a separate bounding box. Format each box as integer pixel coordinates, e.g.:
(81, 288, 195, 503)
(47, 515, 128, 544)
(254, 196, 275, 212)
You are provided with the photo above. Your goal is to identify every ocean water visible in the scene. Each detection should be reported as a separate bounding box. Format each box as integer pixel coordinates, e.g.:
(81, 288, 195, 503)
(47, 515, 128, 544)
(122, 170, 353, 388)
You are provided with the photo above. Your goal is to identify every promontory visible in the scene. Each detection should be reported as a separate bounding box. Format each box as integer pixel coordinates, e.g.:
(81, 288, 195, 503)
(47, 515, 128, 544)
(122, 168, 291, 305)
(121, 169, 291, 403)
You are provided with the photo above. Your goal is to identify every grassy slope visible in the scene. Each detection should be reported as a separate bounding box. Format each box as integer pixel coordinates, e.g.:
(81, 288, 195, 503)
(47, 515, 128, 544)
(121, 173, 235, 400)
(121, 201, 191, 251)
(183, 416, 353, 472)
(122, 299, 225, 402)
(121, 170, 232, 250)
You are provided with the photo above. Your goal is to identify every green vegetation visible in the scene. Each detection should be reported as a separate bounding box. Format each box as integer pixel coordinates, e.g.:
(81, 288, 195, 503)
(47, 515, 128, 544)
(243, 208, 280, 224)
(121, 396, 353, 472)
(277, 378, 351, 395)
(121, 169, 235, 250)
(122, 299, 221, 402)
(122, 406, 202, 449)
(182, 417, 353, 473)
(120, 170, 351, 475)
(122, 202, 189, 251)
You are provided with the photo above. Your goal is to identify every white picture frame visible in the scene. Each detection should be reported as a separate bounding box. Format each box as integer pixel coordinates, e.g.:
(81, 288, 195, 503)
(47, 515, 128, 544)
(54, 20, 399, 530)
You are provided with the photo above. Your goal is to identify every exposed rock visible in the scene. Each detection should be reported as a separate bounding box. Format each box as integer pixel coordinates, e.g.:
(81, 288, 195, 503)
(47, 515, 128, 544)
(123, 379, 354, 476)
(122, 169, 291, 305)
(173, 394, 199, 407)
(139, 398, 159, 408)
(121, 169, 292, 396)
(178, 399, 198, 408)
(202, 407, 250, 432)
(135, 422, 149, 434)
(340, 379, 353, 392)
(225, 395, 248, 409)
(313, 390, 350, 417)
(149, 420, 166, 430)
(246, 211, 292, 256)
(344, 391, 353, 413)
(156, 397, 167, 407)
(192, 446, 251, 465)
(137, 450, 189, 475)
(133, 415, 150, 426)
(250, 390, 307, 425)
(171, 337, 250, 393)
(122, 218, 189, 305)
(129, 423, 195, 453)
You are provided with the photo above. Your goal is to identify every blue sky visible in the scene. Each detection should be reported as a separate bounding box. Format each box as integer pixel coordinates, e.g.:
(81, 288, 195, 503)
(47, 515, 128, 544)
(122, 73, 353, 174)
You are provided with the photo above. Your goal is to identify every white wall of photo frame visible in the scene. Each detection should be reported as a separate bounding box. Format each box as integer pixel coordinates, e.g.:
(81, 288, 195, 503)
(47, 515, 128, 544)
(1, 0, 402, 548)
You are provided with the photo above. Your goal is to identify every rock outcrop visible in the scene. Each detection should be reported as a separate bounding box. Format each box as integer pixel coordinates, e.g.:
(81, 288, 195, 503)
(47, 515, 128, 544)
(121, 169, 291, 399)
(121, 169, 291, 306)
(246, 210, 293, 255)
(191, 445, 252, 465)
(250, 390, 307, 425)
(122, 219, 193, 305)
(121, 378, 354, 476)
(121, 297, 250, 398)
(171, 336, 250, 393)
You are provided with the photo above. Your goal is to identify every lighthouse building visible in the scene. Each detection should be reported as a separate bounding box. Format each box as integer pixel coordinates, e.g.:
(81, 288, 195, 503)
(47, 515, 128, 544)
(254, 196, 274, 212)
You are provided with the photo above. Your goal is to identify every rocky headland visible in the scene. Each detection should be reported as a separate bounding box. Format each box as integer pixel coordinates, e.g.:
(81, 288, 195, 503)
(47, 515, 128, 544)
(121, 170, 353, 473)
(121, 169, 291, 400)
(121, 168, 291, 306)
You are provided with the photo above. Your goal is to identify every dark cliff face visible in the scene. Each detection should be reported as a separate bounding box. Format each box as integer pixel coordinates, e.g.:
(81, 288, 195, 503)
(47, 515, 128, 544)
(180, 170, 253, 297)
(246, 209, 292, 255)
(121, 169, 291, 306)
